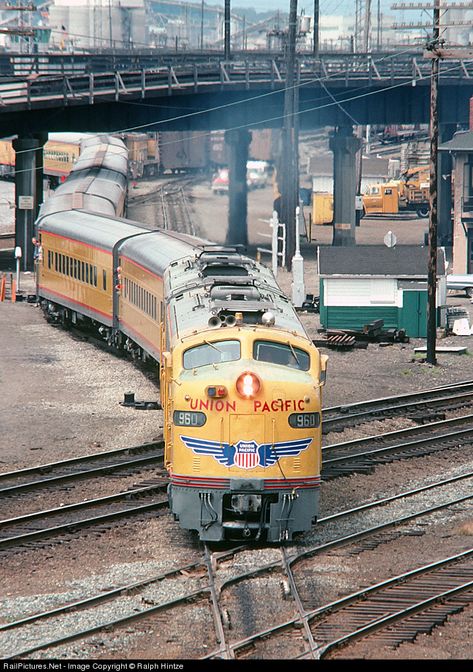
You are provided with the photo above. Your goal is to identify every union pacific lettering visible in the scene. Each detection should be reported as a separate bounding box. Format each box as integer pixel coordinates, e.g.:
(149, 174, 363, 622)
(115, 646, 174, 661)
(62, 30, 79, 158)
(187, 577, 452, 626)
(187, 398, 306, 412)
(189, 398, 237, 412)
(254, 399, 306, 412)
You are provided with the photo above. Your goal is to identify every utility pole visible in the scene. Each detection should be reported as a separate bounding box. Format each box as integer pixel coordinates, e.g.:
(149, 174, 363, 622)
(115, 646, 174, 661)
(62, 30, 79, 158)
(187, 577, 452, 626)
(281, 0, 298, 269)
(376, 0, 381, 50)
(363, 0, 371, 51)
(426, 0, 441, 366)
(200, 0, 204, 50)
(108, 0, 113, 48)
(354, 0, 362, 51)
(313, 0, 319, 55)
(224, 0, 230, 60)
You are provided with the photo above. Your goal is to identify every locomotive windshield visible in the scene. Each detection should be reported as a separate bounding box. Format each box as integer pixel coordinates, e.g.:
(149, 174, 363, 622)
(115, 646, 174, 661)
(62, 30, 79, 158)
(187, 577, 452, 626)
(253, 340, 310, 371)
(183, 340, 240, 369)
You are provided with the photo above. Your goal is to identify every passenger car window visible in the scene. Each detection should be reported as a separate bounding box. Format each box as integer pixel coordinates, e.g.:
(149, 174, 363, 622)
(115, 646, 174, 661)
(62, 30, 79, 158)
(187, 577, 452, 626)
(253, 340, 310, 371)
(183, 340, 240, 369)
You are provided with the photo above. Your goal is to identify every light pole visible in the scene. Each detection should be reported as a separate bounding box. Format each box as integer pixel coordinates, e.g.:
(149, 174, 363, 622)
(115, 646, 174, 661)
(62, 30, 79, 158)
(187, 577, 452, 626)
(224, 0, 230, 60)
(281, 0, 298, 270)
(200, 0, 204, 50)
(426, 0, 441, 366)
(108, 0, 113, 48)
(313, 0, 319, 56)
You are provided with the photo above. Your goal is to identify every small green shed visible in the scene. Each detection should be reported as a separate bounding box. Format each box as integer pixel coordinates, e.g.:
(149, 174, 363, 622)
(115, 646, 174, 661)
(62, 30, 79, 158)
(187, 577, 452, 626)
(317, 245, 447, 337)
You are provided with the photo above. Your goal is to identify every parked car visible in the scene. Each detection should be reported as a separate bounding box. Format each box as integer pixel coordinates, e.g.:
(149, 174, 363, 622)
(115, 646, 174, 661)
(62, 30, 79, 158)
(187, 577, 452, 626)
(211, 168, 229, 195)
(446, 274, 473, 297)
(246, 160, 269, 189)
(211, 165, 267, 194)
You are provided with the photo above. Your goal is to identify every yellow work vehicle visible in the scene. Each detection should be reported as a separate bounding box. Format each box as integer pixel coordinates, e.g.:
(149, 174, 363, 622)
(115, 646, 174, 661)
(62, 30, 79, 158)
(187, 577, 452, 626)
(362, 182, 403, 215)
(308, 165, 430, 233)
(362, 166, 430, 218)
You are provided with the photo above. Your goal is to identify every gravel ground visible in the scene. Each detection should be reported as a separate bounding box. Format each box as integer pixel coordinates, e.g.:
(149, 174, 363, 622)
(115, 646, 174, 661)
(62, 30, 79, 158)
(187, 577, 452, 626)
(0, 283, 163, 469)
(1, 177, 473, 660)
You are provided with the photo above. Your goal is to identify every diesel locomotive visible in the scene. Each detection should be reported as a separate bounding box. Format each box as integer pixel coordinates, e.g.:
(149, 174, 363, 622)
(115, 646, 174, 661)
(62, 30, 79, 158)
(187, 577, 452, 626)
(35, 134, 328, 543)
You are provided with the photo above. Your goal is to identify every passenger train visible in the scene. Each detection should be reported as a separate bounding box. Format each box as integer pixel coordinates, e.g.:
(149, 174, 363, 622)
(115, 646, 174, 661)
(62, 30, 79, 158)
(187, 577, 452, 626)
(1, 128, 277, 184)
(35, 134, 328, 543)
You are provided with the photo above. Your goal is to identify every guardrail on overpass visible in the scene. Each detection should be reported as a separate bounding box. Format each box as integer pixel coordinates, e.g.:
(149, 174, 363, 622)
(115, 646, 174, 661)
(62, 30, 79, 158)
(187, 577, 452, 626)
(1, 50, 473, 112)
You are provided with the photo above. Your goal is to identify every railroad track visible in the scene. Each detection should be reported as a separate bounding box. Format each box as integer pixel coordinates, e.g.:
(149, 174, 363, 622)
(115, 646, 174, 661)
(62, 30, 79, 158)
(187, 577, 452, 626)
(127, 176, 200, 236)
(2, 385, 473, 655)
(0, 440, 164, 496)
(0, 440, 167, 553)
(158, 183, 195, 235)
(0, 482, 168, 551)
(322, 380, 473, 434)
(311, 550, 473, 658)
(205, 471, 473, 659)
(2, 409, 473, 551)
(226, 548, 473, 660)
(322, 412, 473, 479)
(3, 468, 472, 659)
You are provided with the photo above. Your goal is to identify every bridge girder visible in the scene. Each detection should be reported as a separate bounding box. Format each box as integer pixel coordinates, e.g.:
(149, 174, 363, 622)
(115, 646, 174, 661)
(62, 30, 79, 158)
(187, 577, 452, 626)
(0, 82, 470, 137)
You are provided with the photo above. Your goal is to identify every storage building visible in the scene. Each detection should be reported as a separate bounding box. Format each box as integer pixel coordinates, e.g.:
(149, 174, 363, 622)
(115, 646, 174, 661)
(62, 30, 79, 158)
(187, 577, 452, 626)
(317, 245, 447, 337)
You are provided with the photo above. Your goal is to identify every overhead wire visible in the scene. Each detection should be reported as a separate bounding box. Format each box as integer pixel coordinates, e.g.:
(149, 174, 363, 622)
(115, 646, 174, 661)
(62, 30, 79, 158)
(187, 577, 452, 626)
(7, 49, 470, 174)
(10, 43, 438, 152)
(12, 43, 434, 155)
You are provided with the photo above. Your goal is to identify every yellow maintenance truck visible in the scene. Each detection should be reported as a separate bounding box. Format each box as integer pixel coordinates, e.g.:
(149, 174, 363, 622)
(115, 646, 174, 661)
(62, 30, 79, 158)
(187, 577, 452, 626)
(310, 166, 430, 232)
(362, 166, 430, 218)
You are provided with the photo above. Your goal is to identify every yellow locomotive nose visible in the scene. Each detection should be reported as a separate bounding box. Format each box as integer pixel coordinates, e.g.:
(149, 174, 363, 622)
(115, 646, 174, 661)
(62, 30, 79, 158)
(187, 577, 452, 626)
(167, 331, 325, 542)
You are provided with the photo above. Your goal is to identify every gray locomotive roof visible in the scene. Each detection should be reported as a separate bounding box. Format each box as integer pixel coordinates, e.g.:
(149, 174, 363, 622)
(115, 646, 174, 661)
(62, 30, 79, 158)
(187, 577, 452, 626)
(65, 169, 127, 190)
(165, 249, 307, 339)
(37, 210, 149, 251)
(57, 175, 125, 212)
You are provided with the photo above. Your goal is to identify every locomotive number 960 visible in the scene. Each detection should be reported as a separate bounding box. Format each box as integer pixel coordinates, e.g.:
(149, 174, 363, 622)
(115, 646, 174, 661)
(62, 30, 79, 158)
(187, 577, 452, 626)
(288, 412, 320, 428)
(173, 410, 206, 427)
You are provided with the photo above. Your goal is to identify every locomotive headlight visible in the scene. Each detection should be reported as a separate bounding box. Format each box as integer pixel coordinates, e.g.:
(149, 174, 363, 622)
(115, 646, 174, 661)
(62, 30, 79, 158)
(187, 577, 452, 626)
(236, 372, 261, 399)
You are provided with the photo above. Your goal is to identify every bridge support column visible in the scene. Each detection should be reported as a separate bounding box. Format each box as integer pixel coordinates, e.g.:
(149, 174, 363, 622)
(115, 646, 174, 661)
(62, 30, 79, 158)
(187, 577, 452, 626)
(438, 123, 456, 251)
(13, 135, 45, 271)
(225, 128, 251, 247)
(329, 127, 361, 246)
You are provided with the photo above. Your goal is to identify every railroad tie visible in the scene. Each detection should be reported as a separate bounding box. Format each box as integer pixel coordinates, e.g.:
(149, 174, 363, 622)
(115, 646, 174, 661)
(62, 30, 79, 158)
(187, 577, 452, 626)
(327, 333, 355, 349)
